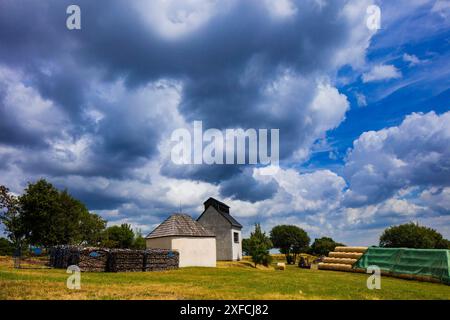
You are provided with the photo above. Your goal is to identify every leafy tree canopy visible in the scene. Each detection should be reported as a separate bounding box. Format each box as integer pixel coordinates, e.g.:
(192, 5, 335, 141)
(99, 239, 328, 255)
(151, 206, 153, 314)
(270, 225, 310, 264)
(1, 180, 106, 248)
(309, 237, 344, 256)
(132, 229, 147, 250)
(102, 224, 135, 249)
(0, 185, 25, 247)
(0, 237, 14, 256)
(380, 223, 450, 249)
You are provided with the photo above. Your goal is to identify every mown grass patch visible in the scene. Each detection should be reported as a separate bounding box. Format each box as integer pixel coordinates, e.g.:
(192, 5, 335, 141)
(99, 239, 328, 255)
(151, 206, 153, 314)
(0, 257, 449, 300)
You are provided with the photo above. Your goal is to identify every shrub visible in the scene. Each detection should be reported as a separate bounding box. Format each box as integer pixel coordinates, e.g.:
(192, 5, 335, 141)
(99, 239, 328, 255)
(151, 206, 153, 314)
(247, 224, 273, 267)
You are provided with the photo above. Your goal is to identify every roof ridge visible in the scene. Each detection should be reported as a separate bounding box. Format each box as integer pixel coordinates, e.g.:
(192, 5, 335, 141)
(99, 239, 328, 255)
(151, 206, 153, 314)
(146, 213, 215, 239)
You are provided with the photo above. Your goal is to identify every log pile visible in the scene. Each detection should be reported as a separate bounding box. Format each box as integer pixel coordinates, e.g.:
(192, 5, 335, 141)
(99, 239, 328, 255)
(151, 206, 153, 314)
(108, 249, 145, 272)
(49, 246, 80, 269)
(49, 247, 180, 272)
(144, 249, 179, 271)
(77, 248, 110, 272)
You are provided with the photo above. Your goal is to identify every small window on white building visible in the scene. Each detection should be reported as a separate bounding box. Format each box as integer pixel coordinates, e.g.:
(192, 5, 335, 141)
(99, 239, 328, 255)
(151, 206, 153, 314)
(233, 232, 239, 243)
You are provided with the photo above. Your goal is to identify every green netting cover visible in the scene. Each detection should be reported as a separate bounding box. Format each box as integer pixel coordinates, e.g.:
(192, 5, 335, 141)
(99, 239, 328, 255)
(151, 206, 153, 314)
(353, 247, 450, 285)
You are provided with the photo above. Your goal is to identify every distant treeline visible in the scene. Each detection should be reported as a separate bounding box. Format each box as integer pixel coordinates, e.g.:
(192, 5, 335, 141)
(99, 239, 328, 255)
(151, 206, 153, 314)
(241, 224, 344, 266)
(1, 179, 449, 259)
(0, 179, 146, 253)
(242, 222, 450, 267)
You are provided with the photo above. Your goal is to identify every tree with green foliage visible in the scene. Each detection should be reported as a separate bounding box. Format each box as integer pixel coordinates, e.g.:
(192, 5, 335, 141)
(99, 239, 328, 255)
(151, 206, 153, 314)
(439, 239, 450, 249)
(309, 237, 345, 256)
(102, 224, 135, 248)
(79, 211, 107, 246)
(242, 238, 251, 256)
(132, 229, 147, 250)
(18, 180, 107, 247)
(0, 238, 14, 256)
(247, 224, 273, 267)
(380, 223, 450, 249)
(270, 225, 310, 264)
(19, 180, 83, 246)
(1, 180, 107, 248)
(0, 186, 25, 249)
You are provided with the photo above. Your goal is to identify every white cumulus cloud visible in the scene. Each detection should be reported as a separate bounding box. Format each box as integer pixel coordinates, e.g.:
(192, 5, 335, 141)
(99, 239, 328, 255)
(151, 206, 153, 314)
(362, 64, 402, 82)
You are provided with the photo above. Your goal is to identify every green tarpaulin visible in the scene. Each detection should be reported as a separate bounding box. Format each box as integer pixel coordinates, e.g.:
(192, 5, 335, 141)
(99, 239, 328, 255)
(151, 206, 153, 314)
(353, 247, 450, 285)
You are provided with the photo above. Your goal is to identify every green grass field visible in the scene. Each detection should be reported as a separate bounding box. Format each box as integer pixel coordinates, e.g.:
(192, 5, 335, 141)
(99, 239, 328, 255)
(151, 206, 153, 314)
(0, 257, 449, 300)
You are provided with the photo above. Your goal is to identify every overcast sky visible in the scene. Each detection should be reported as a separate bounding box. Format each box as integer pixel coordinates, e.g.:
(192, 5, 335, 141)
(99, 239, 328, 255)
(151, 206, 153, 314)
(0, 0, 449, 245)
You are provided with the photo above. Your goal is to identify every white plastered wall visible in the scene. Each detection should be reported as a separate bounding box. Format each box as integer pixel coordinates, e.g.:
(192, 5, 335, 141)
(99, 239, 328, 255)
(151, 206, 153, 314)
(230, 229, 242, 261)
(146, 236, 216, 267)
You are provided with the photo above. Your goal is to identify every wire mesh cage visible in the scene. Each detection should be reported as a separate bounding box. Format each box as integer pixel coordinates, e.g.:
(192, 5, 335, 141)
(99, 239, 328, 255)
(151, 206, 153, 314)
(12, 246, 50, 269)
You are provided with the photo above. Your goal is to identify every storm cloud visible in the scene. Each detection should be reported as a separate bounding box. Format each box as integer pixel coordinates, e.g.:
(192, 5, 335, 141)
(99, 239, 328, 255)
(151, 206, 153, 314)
(1, 0, 449, 245)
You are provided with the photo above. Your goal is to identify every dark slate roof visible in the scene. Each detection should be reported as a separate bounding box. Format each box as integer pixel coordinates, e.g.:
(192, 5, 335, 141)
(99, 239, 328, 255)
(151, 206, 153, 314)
(204, 197, 229, 208)
(199, 198, 243, 229)
(221, 213, 243, 229)
(146, 214, 215, 239)
(218, 210, 242, 229)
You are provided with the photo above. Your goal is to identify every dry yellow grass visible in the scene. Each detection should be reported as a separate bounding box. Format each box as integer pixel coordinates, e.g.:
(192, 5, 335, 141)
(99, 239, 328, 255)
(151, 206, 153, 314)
(1, 256, 449, 300)
(216, 260, 273, 270)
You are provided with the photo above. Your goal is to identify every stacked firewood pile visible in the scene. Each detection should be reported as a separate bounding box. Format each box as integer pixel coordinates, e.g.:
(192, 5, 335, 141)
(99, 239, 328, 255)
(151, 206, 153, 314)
(108, 249, 145, 272)
(76, 248, 110, 272)
(49, 246, 108, 271)
(49, 247, 179, 272)
(49, 246, 80, 269)
(144, 249, 179, 271)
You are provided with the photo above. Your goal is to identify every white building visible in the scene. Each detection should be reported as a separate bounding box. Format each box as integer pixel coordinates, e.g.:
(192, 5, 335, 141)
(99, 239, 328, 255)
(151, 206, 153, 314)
(145, 214, 216, 267)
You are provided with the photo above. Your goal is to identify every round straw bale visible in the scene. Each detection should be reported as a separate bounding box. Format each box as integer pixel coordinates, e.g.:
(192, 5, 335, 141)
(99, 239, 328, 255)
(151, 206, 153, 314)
(276, 262, 286, 271)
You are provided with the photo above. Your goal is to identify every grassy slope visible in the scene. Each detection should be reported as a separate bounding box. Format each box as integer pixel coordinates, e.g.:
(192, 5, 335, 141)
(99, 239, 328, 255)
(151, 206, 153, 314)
(0, 257, 449, 300)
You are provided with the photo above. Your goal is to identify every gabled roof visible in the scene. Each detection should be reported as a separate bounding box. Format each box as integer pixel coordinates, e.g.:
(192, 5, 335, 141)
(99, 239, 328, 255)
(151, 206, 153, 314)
(146, 214, 215, 239)
(199, 198, 243, 229)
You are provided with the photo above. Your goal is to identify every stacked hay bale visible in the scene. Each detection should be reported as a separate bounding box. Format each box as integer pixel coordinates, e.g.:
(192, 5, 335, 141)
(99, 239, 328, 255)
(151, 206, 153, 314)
(144, 249, 179, 271)
(108, 249, 145, 272)
(318, 247, 367, 272)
